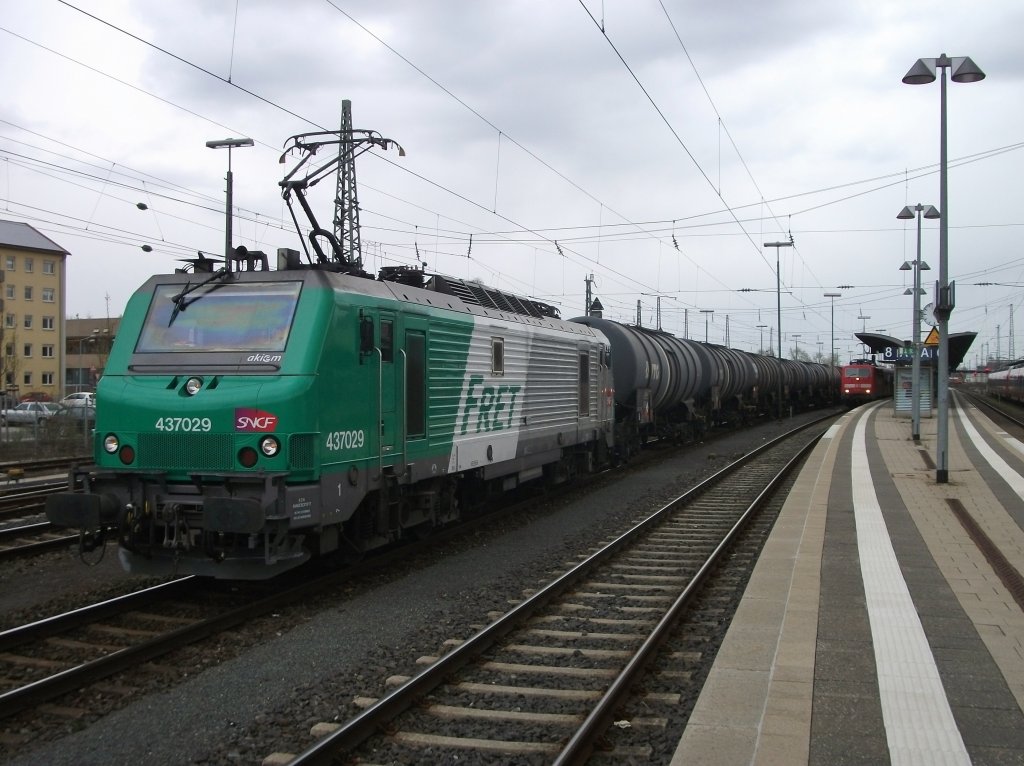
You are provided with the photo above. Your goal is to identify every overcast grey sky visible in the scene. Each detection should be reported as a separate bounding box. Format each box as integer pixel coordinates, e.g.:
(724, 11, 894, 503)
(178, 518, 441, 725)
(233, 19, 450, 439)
(1, 0, 1021, 367)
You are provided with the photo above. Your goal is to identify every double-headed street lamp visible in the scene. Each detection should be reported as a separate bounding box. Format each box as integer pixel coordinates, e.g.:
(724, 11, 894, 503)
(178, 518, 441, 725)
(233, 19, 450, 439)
(765, 238, 794, 419)
(903, 54, 985, 483)
(206, 137, 255, 272)
(898, 204, 938, 442)
(824, 292, 841, 368)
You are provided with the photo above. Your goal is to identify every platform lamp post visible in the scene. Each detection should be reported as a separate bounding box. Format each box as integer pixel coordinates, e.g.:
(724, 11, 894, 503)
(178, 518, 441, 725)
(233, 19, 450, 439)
(824, 292, 841, 369)
(898, 204, 938, 443)
(903, 53, 985, 483)
(765, 239, 794, 418)
(205, 137, 254, 273)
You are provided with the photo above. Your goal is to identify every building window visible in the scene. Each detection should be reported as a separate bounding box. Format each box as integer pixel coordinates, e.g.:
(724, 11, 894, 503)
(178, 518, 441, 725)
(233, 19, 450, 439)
(4, 343, 11, 357)
(22, 371, 31, 386)
(4, 314, 13, 329)
(4, 284, 12, 300)
(23, 286, 32, 301)
(42, 372, 53, 385)
(23, 315, 32, 329)
(42, 288, 54, 303)
(42, 344, 54, 358)
(23, 257, 33, 273)
(4, 256, 13, 271)
(23, 343, 31, 357)
(43, 260, 55, 275)
(42, 316, 54, 330)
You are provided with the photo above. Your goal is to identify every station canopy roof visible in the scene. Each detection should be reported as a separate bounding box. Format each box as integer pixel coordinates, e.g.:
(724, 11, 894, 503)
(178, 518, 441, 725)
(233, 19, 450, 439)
(855, 331, 977, 369)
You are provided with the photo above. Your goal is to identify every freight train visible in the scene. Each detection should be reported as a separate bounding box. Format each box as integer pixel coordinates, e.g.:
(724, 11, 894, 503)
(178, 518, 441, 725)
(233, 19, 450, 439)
(45, 260, 837, 579)
(840, 360, 894, 405)
(45, 128, 838, 579)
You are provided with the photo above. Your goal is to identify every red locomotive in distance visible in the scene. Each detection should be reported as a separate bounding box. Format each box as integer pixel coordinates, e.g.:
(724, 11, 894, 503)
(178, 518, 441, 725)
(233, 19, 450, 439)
(840, 360, 895, 406)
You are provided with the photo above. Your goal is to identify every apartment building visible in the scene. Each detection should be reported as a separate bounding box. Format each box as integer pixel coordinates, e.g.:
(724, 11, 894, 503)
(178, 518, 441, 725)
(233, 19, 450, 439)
(0, 220, 68, 403)
(67, 316, 119, 394)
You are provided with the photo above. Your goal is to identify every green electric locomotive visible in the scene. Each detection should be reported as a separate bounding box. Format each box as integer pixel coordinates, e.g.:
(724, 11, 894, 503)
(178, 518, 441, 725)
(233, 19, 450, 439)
(46, 259, 615, 578)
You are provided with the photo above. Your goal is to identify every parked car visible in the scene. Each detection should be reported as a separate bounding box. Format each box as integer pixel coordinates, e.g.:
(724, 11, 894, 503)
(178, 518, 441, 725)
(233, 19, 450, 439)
(61, 395, 96, 413)
(45, 403, 97, 437)
(53, 401, 96, 419)
(20, 392, 53, 403)
(61, 392, 97, 408)
(1, 401, 61, 426)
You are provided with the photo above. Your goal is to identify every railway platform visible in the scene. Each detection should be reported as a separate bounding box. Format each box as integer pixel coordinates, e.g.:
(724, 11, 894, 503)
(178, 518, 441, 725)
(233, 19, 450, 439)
(673, 390, 1024, 765)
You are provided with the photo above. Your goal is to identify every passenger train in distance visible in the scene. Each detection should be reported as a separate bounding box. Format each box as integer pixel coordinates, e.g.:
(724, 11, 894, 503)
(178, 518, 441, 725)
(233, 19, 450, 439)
(986, 363, 1024, 402)
(45, 127, 839, 580)
(840, 360, 895, 406)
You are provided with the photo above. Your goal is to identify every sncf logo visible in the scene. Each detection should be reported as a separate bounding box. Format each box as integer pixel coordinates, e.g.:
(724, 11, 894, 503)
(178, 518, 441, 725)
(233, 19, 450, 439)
(235, 408, 278, 432)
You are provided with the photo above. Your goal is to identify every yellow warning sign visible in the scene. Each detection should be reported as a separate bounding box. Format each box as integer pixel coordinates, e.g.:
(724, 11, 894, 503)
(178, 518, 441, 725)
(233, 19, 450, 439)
(924, 326, 940, 346)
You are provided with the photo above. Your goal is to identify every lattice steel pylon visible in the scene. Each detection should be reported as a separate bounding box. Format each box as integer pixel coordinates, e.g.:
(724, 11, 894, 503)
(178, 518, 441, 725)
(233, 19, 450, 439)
(1010, 304, 1016, 361)
(334, 99, 361, 269)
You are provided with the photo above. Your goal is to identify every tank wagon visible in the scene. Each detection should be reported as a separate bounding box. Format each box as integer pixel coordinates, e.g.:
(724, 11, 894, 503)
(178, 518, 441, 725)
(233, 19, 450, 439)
(572, 316, 838, 453)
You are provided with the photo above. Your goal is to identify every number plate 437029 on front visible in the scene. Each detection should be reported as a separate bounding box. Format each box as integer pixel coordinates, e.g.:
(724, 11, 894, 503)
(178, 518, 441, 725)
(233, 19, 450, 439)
(154, 416, 213, 432)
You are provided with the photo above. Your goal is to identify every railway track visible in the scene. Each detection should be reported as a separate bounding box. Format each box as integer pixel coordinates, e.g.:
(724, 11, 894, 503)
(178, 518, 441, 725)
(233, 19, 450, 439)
(0, 455, 89, 483)
(0, 564, 383, 722)
(956, 387, 1024, 434)
(0, 458, 84, 557)
(0, 478, 79, 559)
(0, 482, 67, 522)
(266, 413, 836, 765)
(0, 474, 597, 726)
(0, 522, 77, 561)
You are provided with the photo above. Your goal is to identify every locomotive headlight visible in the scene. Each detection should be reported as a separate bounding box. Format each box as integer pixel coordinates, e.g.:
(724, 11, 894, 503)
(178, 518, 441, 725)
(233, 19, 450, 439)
(260, 436, 280, 457)
(185, 377, 203, 396)
(104, 434, 120, 453)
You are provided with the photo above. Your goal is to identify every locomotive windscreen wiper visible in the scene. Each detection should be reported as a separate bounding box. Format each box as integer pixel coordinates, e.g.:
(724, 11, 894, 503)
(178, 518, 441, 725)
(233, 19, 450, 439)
(168, 268, 230, 326)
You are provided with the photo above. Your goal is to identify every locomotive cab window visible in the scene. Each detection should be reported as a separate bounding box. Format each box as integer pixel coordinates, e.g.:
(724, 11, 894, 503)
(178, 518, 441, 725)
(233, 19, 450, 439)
(579, 351, 590, 416)
(491, 338, 504, 375)
(136, 282, 301, 353)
